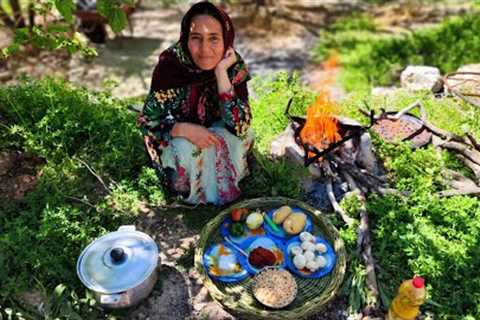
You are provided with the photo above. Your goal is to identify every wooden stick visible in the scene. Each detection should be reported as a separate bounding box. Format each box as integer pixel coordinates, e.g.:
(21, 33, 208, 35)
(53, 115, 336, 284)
(326, 177, 355, 226)
(456, 155, 480, 181)
(466, 133, 480, 152)
(390, 100, 427, 121)
(377, 187, 411, 197)
(77, 159, 112, 193)
(65, 195, 97, 209)
(437, 187, 480, 197)
(358, 202, 380, 314)
(442, 169, 479, 190)
(0, 5, 15, 28)
(438, 141, 480, 166)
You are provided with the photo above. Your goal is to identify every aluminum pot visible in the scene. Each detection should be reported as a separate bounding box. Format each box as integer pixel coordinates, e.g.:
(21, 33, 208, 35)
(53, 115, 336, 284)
(77, 225, 160, 309)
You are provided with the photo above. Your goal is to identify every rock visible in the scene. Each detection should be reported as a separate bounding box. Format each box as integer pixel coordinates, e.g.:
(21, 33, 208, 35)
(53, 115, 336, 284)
(270, 124, 301, 161)
(0, 71, 12, 81)
(400, 65, 443, 93)
(356, 132, 381, 175)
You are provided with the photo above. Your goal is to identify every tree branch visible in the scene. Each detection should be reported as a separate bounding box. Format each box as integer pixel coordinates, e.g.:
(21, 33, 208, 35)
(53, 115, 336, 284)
(437, 187, 480, 197)
(77, 159, 112, 193)
(326, 177, 355, 226)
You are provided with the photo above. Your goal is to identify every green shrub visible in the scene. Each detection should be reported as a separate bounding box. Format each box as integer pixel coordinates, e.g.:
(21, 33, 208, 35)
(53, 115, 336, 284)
(241, 72, 314, 199)
(0, 78, 159, 318)
(368, 141, 480, 317)
(314, 14, 480, 92)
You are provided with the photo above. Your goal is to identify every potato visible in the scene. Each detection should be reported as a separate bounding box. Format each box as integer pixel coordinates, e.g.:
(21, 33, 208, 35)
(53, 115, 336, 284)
(272, 205, 292, 224)
(282, 212, 306, 235)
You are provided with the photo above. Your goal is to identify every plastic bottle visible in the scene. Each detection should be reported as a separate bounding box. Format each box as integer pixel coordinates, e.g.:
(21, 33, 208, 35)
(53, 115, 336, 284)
(387, 276, 426, 320)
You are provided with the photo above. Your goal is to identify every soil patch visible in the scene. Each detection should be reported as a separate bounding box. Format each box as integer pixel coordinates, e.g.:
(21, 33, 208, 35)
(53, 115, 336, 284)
(0, 150, 45, 200)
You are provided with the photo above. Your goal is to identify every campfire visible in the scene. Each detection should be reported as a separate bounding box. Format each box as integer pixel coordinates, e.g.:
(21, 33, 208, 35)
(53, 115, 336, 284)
(277, 54, 387, 214)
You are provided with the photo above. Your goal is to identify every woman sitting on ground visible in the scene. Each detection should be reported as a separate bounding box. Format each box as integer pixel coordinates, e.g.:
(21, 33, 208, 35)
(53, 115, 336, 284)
(137, 1, 253, 205)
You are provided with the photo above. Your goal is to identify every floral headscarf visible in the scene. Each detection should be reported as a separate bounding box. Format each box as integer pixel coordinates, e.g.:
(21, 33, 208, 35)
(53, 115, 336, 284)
(150, 1, 250, 92)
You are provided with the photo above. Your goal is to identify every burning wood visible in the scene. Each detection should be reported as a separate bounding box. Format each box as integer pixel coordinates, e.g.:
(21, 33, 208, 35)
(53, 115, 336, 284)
(300, 95, 341, 156)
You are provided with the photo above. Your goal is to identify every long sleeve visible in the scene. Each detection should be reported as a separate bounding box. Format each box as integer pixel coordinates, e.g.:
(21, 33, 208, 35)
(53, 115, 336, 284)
(219, 81, 251, 137)
(139, 89, 180, 147)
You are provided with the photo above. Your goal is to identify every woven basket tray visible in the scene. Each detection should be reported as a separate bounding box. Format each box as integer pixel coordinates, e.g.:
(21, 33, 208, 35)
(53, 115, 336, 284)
(194, 197, 346, 320)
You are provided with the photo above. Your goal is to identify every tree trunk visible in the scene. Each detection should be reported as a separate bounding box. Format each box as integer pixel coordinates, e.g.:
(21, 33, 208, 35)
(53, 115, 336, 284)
(27, 1, 35, 31)
(0, 5, 15, 28)
(9, 0, 25, 28)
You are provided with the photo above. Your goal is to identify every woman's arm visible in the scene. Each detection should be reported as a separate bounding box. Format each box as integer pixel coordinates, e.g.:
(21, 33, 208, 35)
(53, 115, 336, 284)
(171, 122, 220, 149)
(215, 48, 252, 136)
(217, 82, 251, 136)
(140, 91, 220, 149)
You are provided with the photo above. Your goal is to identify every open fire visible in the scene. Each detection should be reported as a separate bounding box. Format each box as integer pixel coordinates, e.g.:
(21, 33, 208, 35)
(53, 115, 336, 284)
(274, 53, 386, 214)
(300, 95, 341, 157)
(300, 54, 341, 156)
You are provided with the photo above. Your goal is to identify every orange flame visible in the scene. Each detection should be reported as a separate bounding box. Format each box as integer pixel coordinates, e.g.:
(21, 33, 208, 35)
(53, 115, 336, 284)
(300, 52, 341, 154)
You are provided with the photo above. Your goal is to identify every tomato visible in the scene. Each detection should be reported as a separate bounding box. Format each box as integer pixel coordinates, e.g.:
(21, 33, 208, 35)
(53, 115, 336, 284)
(231, 208, 249, 222)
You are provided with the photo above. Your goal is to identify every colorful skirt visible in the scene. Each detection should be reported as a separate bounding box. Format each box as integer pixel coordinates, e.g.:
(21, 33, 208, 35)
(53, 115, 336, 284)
(152, 123, 254, 205)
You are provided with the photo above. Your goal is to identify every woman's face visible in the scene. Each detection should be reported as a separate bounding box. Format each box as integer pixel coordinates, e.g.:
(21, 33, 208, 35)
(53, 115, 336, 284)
(187, 14, 225, 71)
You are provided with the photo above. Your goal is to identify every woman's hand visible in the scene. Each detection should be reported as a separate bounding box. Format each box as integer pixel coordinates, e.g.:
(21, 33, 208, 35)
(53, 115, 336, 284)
(215, 47, 237, 73)
(171, 122, 220, 149)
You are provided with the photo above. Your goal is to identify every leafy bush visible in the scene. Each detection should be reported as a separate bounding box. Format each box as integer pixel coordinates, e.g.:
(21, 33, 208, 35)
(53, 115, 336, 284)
(314, 14, 480, 92)
(0, 78, 164, 318)
(368, 140, 480, 318)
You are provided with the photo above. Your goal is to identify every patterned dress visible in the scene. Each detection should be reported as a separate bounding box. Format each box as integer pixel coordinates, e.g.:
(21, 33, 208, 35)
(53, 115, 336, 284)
(138, 42, 253, 205)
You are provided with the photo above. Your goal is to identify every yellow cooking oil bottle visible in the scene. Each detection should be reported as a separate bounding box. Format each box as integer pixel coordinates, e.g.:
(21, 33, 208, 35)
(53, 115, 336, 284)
(387, 276, 426, 320)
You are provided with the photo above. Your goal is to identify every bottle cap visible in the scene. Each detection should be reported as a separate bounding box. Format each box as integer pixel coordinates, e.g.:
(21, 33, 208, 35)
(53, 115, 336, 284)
(412, 276, 425, 288)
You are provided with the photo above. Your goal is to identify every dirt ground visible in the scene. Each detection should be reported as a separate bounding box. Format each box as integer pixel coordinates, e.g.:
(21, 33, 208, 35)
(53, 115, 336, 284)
(0, 1, 475, 319)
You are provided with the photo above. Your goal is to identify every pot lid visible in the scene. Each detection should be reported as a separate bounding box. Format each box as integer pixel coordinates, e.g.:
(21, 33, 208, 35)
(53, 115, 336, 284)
(77, 225, 158, 293)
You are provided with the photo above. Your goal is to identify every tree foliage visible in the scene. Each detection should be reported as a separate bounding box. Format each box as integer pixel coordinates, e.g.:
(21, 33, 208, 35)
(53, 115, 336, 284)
(1, 0, 135, 58)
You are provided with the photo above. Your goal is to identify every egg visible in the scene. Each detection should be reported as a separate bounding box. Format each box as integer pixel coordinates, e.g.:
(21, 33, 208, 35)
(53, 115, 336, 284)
(306, 260, 317, 272)
(299, 231, 313, 242)
(293, 254, 306, 269)
(301, 241, 316, 252)
(315, 243, 327, 253)
(290, 246, 303, 256)
(304, 251, 315, 262)
(316, 255, 327, 268)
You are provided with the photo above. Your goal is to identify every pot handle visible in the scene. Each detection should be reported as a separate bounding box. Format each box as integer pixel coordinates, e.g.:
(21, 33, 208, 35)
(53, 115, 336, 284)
(100, 293, 123, 304)
(118, 225, 136, 232)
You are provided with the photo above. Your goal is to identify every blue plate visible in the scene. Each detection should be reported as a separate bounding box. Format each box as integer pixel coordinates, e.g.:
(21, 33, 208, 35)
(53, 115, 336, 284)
(285, 235, 336, 279)
(220, 217, 266, 246)
(203, 243, 249, 282)
(237, 236, 287, 275)
(263, 207, 313, 241)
